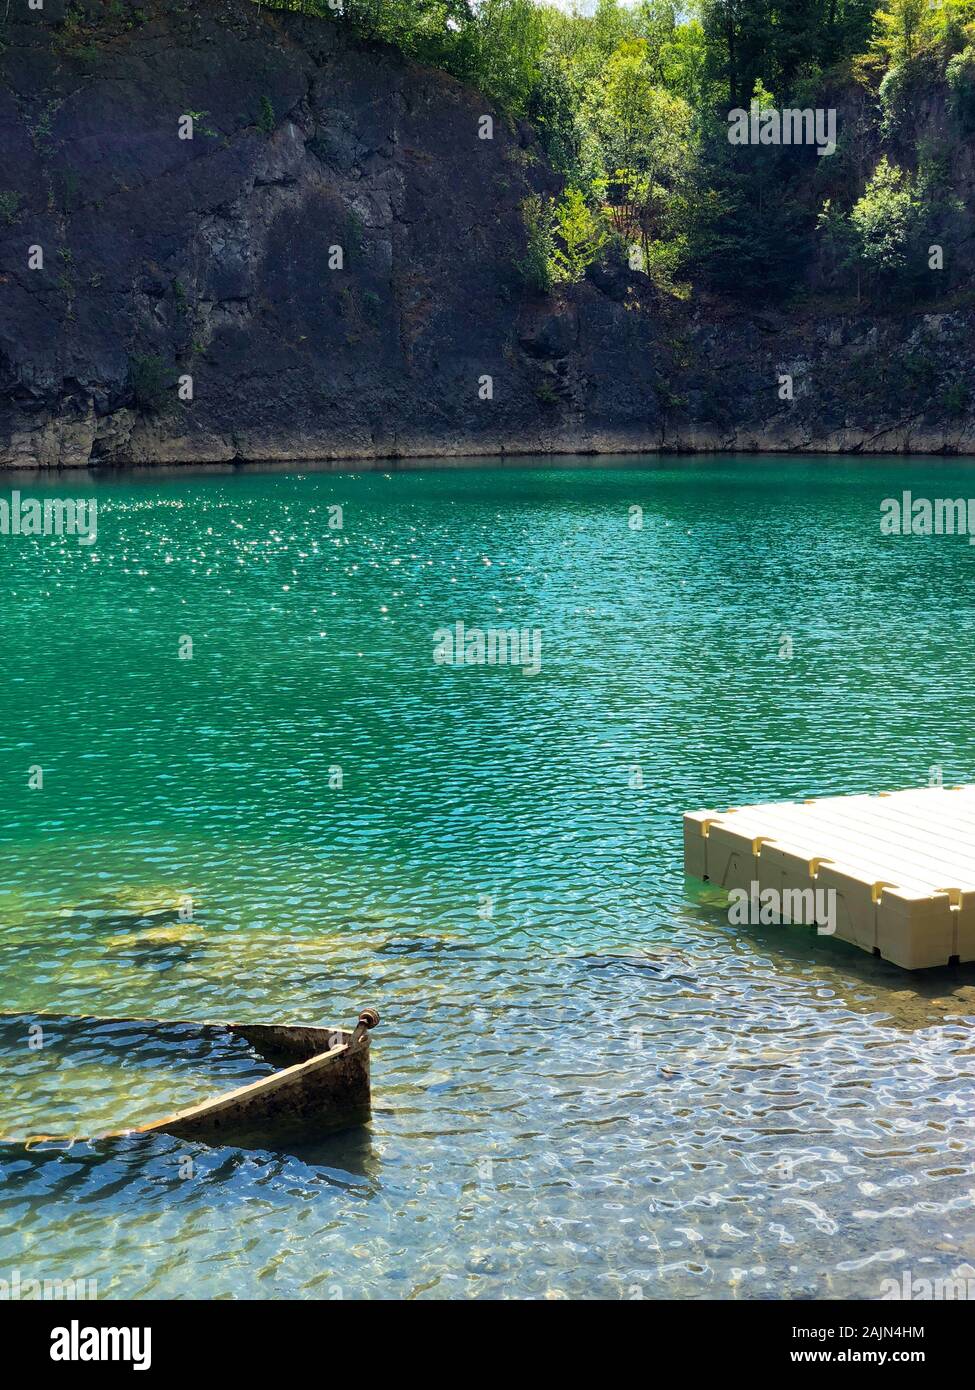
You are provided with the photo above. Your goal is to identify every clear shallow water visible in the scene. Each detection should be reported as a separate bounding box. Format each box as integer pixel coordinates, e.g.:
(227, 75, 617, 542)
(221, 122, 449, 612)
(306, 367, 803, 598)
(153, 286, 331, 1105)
(1, 1014, 273, 1138)
(3, 455, 975, 1299)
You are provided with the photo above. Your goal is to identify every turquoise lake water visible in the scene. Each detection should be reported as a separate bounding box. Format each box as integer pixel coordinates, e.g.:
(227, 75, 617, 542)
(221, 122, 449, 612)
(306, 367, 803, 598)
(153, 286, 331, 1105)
(3, 455, 975, 1299)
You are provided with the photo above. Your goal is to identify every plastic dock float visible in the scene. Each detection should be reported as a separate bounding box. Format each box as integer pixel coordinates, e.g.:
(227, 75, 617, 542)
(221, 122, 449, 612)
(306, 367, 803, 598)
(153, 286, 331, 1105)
(684, 786, 975, 969)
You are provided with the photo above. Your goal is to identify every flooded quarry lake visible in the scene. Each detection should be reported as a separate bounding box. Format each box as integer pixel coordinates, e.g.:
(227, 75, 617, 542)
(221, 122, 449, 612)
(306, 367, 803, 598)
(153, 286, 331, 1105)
(3, 456, 975, 1299)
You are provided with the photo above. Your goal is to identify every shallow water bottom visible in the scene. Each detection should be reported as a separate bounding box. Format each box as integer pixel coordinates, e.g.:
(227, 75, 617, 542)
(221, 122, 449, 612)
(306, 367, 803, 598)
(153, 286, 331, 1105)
(0, 1014, 276, 1139)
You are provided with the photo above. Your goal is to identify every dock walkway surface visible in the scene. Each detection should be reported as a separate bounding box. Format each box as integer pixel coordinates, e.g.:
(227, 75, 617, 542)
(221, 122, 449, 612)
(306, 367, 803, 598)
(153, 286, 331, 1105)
(684, 786, 975, 968)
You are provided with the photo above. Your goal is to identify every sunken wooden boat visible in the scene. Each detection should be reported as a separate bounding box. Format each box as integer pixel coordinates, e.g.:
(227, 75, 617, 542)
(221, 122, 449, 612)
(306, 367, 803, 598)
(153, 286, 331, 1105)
(1, 1007, 379, 1150)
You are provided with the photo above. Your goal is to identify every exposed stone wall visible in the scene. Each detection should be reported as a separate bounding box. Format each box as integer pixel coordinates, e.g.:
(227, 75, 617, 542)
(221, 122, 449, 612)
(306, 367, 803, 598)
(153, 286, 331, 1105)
(1, 0, 973, 466)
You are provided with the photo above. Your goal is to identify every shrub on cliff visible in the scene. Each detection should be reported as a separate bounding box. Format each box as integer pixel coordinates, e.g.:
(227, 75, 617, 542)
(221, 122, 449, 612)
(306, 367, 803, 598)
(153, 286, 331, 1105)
(0, 192, 21, 226)
(515, 190, 611, 292)
(551, 189, 608, 283)
(258, 95, 276, 134)
(127, 355, 176, 414)
(515, 194, 555, 294)
(947, 44, 975, 129)
(848, 156, 931, 298)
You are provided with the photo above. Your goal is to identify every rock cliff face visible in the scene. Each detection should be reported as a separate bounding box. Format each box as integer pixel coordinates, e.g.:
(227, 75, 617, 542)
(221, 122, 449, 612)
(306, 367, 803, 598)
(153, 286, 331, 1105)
(1, 0, 975, 466)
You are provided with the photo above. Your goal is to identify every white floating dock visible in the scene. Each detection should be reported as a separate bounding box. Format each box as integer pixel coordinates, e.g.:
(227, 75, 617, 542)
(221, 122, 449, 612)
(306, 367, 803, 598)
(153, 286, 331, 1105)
(684, 786, 975, 969)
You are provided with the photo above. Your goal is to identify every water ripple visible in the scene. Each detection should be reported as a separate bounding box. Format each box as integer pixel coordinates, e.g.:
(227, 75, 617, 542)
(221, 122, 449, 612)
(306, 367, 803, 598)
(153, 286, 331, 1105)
(1, 457, 975, 1298)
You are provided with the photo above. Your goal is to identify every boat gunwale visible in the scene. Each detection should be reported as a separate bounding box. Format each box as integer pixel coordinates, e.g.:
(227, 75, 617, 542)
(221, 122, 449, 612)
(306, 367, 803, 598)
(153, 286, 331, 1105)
(132, 1033, 364, 1140)
(0, 1009, 374, 1149)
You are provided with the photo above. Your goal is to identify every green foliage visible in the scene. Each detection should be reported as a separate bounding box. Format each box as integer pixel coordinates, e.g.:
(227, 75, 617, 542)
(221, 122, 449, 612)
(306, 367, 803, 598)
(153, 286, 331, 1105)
(58, 4, 87, 47)
(468, 0, 546, 115)
(258, 96, 276, 134)
(516, 194, 556, 295)
(817, 144, 956, 302)
(107, 1, 147, 27)
(698, 0, 876, 107)
(929, 0, 975, 53)
(876, 53, 943, 134)
(551, 189, 608, 283)
(851, 157, 915, 269)
(584, 39, 695, 261)
(940, 380, 971, 414)
(515, 189, 610, 290)
(341, 0, 470, 69)
(849, 156, 928, 296)
(185, 110, 219, 139)
(526, 54, 594, 183)
(947, 44, 975, 129)
(128, 355, 176, 414)
(683, 133, 810, 303)
(54, 3, 101, 63)
(870, 0, 931, 66)
(916, 137, 955, 201)
(859, 0, 975, 89)
(657, 17, 709, 107)
(257, 0, 975, 307)
(817, 197, 861, 288)
(0, 191, 21, 226)
(172, 278, 189, 318)
(342, 0, 544, 115)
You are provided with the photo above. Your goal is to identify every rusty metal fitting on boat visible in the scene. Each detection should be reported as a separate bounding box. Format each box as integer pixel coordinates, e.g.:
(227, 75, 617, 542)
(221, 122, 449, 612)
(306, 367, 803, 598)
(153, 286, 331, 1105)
(349, 1007, 380, 1049)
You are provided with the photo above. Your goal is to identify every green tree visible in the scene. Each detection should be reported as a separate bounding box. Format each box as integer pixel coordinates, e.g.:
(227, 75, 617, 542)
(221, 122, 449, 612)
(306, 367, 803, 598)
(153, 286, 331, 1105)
(849, 156, 925, 296)
(527, 53, 600, 185)
(947, 43, 975, 129)
(699, 0, 878, 104)
(517, 193, 557, 294)
(870, 0, 930, 66)
(658, 18, 710, 106)
(684, 128, 810, 302)
(585, 39, 695, 253)
(470, 0, 546, 115)
(817, 197, 863, 297)
(551, 188, 609, 282)
(344, 0, 471, 67)
(699, 0, 776, 106)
